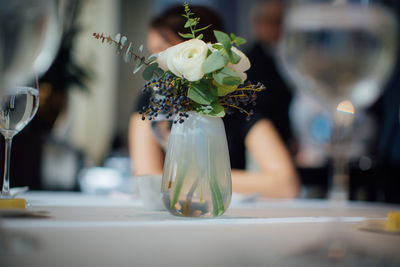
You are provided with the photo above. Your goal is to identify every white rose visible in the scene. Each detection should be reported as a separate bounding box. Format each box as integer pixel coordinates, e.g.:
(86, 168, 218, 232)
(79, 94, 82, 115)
(157, 39, 208, 82)
(206, 44, 250, 82)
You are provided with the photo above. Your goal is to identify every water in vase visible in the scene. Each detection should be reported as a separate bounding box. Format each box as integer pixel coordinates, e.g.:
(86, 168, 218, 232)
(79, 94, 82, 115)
(161, 112, 232, 218)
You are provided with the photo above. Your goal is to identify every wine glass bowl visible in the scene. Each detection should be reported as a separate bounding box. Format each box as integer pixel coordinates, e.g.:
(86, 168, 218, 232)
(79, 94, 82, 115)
(0, 0, 64, 94)
(280, 2, 398, 111)
(0, 87, 39, 138)
(0, 84, 39, 198)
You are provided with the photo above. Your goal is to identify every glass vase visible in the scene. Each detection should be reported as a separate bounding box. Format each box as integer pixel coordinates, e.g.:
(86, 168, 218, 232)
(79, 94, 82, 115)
(161, 112, 232, 217)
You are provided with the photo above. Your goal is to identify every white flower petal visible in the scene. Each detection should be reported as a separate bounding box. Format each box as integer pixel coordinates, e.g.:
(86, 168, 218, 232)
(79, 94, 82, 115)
(158, 39, 208, 81)
(231, 47, 251, 72)
(228, 47, 251, 82)
(156, 51, 168, 71)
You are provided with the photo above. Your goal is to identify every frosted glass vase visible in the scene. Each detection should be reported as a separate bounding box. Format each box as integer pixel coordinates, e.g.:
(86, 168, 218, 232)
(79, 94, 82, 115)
(161, 112, 232, 217)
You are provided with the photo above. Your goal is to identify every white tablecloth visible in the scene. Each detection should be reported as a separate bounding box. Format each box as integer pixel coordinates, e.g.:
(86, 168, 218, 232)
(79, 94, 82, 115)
(1, 192, 400, 267)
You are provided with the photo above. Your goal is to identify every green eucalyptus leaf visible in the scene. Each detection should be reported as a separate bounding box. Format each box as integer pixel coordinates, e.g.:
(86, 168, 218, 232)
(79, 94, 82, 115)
(212, 44, 223, 50)
(213, 80, 237, 96)
(209, 101, 225, 117)
(184, 18, 198, 28)
(154, 67, 164, 77)
(196, 105, 213, 115)
(196, 33, 203, 40)
(194, 24, 211, 33)
(145, 53, 158, 64)
(214, 30, 230, 45)
(115, 33, 121, 43)
(121, 36, 127, 46)
(214, 30, 231, 53)
(188, 79, 217, 105)
(133, 57, 145, 74)
(124, 42, 133, 63)
(230, 33, 247, 46)
(213, 66, 242, 86)
(202, 51, 227, 74)
(178, 32, 194, 39)
(142, 62, 158, 80)
(230, 50, 241, 64)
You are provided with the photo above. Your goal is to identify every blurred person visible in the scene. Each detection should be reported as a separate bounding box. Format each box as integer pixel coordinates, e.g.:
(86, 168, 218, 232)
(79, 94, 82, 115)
(246, 0, 293, 149)
(128, 5, 299, 198)
(245, 0, 333, 197)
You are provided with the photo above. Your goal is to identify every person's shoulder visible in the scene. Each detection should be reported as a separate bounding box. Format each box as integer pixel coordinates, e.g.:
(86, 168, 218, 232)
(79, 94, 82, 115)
(224, 110, 270, 137)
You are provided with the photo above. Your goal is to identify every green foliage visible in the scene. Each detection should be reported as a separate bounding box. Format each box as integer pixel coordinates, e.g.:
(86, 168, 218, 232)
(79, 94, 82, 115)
(213, 66, 242, 86)
(213, 81, 237, 96)
(188, 78, 217, 105)
(213, 30, 244, 64)
(133, 57, 144, 74)
(114, 33, 121, 43)
(209, 102, 225, 117)
(120, 36, 127, 45)
(180, 2, 212, 39)
(184, 18, 199, 28)
(123, 42, 133, 63)
(196, 101, 225, 117)
(178, 32, 194, 39)
(93, 3, 261, 122)
(142, 62, 163, 80)
(230, 50, 241, 64)
(94, 32, 165, 79)
(214, 30, 231, 54)
(145, 54, 158, 64)
(202, 51, 227, 74)
(230, 33, 246, 46)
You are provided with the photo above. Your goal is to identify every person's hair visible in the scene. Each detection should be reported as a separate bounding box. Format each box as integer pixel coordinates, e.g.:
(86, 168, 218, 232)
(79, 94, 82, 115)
(150, 5, 225, 44)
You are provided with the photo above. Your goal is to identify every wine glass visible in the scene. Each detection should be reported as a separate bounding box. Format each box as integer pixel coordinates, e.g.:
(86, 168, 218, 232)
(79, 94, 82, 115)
(0, 0, 64, 96)
(279, 0, 397, 201)
(279, 0, 398, 260)
(0, 78, 39, 198)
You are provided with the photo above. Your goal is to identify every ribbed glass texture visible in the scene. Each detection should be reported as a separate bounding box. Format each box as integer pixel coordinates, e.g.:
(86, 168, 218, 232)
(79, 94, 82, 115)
(161, 112, 232, 217)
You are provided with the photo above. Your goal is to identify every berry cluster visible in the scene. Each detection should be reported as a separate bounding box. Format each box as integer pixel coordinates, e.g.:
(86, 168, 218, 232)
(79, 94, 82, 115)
(139, 72, 192, 124)
(222, 82, 265, 121)
(139, 72, 265, 123)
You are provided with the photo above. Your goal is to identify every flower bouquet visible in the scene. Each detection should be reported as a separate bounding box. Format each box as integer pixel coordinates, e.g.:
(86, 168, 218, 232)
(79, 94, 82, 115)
(94, 3, 265, 217)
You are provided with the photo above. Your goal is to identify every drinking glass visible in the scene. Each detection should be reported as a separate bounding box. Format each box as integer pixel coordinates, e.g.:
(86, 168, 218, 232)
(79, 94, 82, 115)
(0, 78, 39, 198)
(0, 0, 64, 96)
(279, 0, 398, 260)
(280, 0, 398, 201)
(0, 0, 64, 198)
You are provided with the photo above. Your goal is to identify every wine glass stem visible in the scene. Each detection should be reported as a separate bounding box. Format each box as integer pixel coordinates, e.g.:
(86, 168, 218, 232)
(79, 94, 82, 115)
(330, 154, 349, 203)
(328, 117, 352, 205)
(1, 137, 13, 197)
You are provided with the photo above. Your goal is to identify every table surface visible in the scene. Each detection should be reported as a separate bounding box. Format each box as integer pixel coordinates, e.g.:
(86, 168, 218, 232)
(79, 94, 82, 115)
(1, 191, 400, 267)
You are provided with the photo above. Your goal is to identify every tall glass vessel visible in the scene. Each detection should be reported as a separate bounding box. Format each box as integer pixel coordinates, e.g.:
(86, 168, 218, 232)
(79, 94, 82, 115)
(161, 112, 232, 218)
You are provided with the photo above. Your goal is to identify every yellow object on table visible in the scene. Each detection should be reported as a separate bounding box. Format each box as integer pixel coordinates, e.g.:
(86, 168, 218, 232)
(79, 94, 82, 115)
(0, 198, 26, 209)
(385, 211, 400, 232)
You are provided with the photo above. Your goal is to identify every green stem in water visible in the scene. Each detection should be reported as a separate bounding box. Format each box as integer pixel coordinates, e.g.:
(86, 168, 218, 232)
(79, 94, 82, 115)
(170, 164, 188, 210)
(208, 147, 225, 216)
(210, 174, 225, 216)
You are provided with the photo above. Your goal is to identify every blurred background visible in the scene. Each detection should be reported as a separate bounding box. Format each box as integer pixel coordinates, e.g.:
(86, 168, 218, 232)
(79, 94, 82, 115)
(1, 0, 399, 202)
